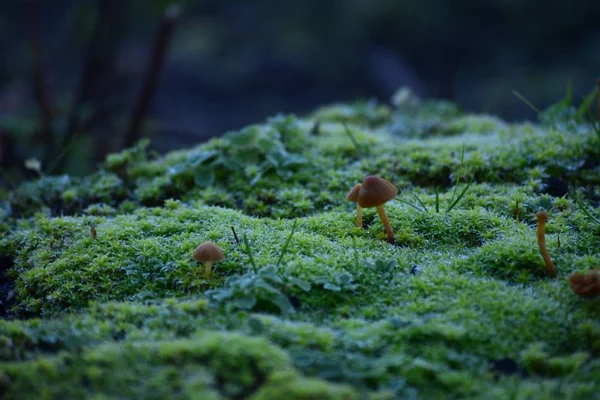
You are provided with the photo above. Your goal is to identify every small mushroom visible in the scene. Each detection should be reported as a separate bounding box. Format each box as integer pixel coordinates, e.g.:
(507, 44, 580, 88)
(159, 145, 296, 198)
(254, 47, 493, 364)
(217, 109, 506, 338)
(536, 211, 556, 278)
(569, 268, 600, 298)
(357, 176, 398, 243)
(346, 183, 363, 228)
(192, 241, 225, 278)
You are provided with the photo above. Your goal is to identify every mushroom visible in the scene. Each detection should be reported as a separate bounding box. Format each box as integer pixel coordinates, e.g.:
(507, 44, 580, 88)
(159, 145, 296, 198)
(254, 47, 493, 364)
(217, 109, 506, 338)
(192, 241, 225, 278)
(357, 176, 398, 243)
(569, 268, 600, 298)
(536, 211, 556, 278)
(346, 183, 363, 227)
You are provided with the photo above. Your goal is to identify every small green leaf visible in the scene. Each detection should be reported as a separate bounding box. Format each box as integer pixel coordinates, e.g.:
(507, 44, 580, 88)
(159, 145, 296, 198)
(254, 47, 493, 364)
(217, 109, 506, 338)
(194, 167, 215, 187)
(575, 87, 598, 122)
(323, 282, 341, 292)
(226, 126, 260, 146)
(288, 277, 311, 292)
(188, 150, 218, 166)
(232, 295, 257, 310)
(272, 293, 295, 315)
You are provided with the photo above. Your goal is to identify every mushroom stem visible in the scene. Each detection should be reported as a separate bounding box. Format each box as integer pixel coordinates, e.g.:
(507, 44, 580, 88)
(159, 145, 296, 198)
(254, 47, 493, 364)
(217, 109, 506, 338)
(536, 211, 556, 278)
(376, 205, 395, 243)
(204, 261, 212, 278)
(356, 205, 363, 228)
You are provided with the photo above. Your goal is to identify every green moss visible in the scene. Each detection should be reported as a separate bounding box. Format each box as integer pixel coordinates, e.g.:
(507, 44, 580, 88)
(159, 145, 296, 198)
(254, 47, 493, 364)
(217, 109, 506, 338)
(0, 332, 337, 400)
(2, 89, 600, 397)
(250, 371, 358, 399)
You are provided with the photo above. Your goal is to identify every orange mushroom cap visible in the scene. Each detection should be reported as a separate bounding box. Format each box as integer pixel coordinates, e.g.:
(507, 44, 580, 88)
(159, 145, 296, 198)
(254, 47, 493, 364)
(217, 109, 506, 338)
(569, 268, 600, 298)
(193, 241, 225, 263)
(346, 183, 362, 203)
(357, 176, 398, 208)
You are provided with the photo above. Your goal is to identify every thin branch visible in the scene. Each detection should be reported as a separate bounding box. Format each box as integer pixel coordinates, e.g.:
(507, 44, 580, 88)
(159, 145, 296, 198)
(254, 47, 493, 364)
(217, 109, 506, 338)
(62, 2, 104, 151)
(27, 0, 55, 164)
(231, 226, 240, 245)
(123, 5, 180, 148)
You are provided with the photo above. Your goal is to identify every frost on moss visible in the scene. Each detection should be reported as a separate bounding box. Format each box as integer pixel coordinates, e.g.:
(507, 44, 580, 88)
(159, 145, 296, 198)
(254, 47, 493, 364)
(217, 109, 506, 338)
(2, 90, 600, 398)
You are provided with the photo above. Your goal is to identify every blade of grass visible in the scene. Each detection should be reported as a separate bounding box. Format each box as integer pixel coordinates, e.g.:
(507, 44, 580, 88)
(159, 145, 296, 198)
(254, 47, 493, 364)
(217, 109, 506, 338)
(435, 186, 440, 213)
(342, 122, 362, 157)
(565, 78, 573, 105)
(352, 235, 359, 270)
(586, 108, 600, 138)
(513, 90, 541, 116)
(446, 179, 474, 213)
(448, 143, 466, 207)
(575, 87, 598, 122)
(394, 197, 425, 213)
(412, 193, 429, 213)
(574, 198, 600, 225)
(46, 136, 80, 174)
(276, 219, 298, 268)
(242, 234, 258, 273)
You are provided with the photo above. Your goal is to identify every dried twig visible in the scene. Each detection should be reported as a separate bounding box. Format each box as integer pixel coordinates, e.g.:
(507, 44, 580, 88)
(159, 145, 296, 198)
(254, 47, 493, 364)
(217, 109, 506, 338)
(123, 5, 180, 148)
(231, 226, 240, 245)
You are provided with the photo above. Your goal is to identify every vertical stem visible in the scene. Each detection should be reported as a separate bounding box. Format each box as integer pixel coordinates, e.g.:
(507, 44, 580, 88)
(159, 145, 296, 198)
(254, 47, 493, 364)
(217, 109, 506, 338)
(536, 211, 556, 278)
(204, 261, 212, 278)
(356, 205, 363, 228)
(352, 235, 359, 269)
(376, 205, 395, 243)
(124, 5, 180, 148)
(28, 0, 55, 164)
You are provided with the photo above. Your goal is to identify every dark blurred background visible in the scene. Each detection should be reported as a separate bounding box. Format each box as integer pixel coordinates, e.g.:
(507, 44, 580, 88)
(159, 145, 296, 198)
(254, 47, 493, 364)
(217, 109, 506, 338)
(1, 0, 599, 183)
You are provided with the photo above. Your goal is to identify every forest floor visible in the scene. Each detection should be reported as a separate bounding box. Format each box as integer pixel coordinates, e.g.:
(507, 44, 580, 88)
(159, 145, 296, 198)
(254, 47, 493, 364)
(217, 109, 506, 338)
(1, 89, 599, 399)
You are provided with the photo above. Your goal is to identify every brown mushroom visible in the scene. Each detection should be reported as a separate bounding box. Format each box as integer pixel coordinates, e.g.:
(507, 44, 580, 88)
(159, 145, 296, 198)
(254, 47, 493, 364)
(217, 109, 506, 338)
(536, 211, 556, 278)
(192, 241, 225, 278)
(357, 176, 398, 243)
(346, 183, 363, 228)
(569, 268, 600, 298)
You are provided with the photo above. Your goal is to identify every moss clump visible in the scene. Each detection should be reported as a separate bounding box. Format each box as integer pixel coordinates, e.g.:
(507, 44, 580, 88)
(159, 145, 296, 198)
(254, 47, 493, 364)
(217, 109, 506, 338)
(2, 88, 600, 397)
(0, 331, 357, 400)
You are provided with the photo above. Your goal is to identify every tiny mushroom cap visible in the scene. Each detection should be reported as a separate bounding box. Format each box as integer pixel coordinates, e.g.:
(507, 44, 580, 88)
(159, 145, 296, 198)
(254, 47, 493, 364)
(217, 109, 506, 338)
(345, 183, 362, 203)
(193, 241, 225, 263)
(357, 176, 398, 208)
(569, 268, 600, 298)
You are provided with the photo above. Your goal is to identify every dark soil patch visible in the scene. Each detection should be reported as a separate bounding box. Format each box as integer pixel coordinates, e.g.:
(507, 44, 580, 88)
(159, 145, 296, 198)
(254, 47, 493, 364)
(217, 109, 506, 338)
(0, 254, 15, 318)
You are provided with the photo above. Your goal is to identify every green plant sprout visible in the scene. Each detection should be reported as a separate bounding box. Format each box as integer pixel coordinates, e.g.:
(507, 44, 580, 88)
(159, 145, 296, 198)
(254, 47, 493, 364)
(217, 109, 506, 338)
(574, 198, 600, 226)
(352, 235, 359, 270)
(397, 143, 473, 213)
(242, 234, 258, 273)
(342, 122, 362, 157)
(513, 90, 541, 117)
(276, 219, 298, 268)
(514, 81, 598, 127)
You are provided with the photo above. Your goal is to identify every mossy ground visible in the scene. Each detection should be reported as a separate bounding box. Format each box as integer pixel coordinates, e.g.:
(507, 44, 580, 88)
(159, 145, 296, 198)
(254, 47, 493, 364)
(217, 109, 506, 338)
(1, 89, 600, 399)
